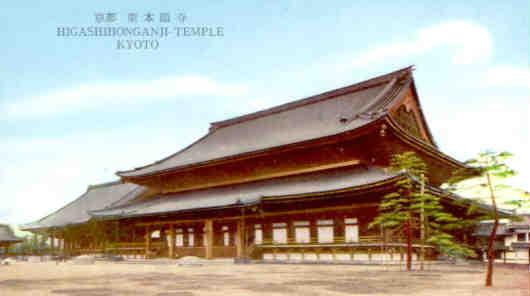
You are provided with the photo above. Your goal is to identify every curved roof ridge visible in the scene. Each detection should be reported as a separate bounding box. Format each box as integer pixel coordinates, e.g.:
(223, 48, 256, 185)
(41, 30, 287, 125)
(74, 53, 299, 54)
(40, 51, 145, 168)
(210, 65, 413, 130)
(87, 180, 123, 189)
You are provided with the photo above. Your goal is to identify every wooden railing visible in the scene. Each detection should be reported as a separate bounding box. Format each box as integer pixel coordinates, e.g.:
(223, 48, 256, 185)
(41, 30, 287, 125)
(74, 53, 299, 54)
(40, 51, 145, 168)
(174, 247, 205, 258)
(261, 235, 383, 245)
(107, 242, 145, 251)
(213, 246, 236, 258)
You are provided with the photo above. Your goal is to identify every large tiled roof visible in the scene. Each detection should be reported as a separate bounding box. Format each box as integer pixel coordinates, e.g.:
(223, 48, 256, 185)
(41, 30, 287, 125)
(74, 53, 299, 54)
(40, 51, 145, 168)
(93, 166, 401, 218)
(0, 224, 22, 243)
(118, 67, 414, 178)
(21, 181, 147, 230)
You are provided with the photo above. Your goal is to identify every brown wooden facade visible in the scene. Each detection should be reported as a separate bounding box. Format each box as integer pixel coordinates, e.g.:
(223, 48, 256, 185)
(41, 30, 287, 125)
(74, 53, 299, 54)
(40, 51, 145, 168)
(24, 67, 486, 262)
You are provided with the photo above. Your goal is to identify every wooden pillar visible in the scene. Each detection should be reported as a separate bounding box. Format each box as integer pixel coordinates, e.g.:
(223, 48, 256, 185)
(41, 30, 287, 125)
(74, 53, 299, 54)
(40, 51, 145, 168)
(205, 219, 214, 259)
(242, 210, 247, 256)
(334, 216, 344, 243)
(236, 219, 244, 258)
(168, 225, 175, 259)
(145, 226, 151, 258)
(287, 220, 295, 244)
(50, 235, 55, 255)
(183, 227, 189, 246)
(310, 220, 318, 243)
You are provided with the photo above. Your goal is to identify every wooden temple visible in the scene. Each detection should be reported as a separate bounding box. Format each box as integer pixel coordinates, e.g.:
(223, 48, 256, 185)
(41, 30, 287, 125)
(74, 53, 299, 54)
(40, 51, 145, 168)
(21, 67, 500, 262)
(0, 224, 22, 256)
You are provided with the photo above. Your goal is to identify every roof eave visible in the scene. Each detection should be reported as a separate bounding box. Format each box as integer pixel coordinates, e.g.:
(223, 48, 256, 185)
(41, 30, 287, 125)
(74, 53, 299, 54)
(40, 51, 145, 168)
(384, 116, 472, 173)
(118, 117, 386, 180)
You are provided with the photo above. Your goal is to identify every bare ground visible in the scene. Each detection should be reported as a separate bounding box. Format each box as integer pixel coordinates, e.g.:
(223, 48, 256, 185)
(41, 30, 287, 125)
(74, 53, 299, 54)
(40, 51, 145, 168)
(0, 261, 527, 296)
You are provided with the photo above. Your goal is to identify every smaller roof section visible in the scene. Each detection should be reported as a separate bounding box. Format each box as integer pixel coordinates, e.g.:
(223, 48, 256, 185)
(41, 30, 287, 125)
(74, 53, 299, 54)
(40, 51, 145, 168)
(21, 181, 147, 231)
(93, 166, 402, 219)
(0, 224, 22, 243)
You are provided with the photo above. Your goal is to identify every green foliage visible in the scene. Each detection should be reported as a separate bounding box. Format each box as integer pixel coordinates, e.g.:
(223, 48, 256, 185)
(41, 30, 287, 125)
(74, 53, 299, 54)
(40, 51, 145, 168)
(15, 233, 49, 255)
(448, 150, 519, 287)
(427, 232, 475, 258)
(448, 150, 526, 213)
(370, 151, 474, 259)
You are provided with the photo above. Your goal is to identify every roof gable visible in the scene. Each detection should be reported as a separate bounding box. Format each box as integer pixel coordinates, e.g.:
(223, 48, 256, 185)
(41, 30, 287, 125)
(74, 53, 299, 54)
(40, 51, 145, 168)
(0, 224, 22, 242)
(388, 80, 436, 146)
(21, 181, 146, 230)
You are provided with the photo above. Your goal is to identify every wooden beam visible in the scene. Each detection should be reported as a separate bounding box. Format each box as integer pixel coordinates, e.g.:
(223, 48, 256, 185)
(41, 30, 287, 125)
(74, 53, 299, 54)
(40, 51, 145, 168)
(136, 203, 378, 227)
(137, 216, 239, 227)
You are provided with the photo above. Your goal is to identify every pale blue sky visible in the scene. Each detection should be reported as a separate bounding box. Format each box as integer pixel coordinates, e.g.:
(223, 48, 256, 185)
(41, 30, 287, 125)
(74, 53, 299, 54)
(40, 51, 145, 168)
(1, 1, 528, 224)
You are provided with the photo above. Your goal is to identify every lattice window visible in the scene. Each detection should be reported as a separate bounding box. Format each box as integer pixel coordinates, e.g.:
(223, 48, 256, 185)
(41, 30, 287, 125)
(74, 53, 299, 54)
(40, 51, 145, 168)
(175, 228, 184, 246)
(254, 224, 263, 245)
(317, 220, 334, 243)
(188, 228, 195, 246)
(294, 221, 310, 243)
(222, 225, 230, 246)
(345, 218, 359, 243)
(272, 222, 287, 244)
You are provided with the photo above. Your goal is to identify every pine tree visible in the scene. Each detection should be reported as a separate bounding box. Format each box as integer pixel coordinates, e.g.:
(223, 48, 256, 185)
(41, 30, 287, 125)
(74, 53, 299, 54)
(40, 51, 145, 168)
(370, 151, 473, 271)
(448, 151, 516, 287)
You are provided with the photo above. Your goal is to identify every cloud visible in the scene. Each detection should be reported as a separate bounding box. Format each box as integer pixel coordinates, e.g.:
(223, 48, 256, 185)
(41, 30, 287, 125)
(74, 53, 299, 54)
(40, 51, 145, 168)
(429, 97, 529, 190)
(350, 21, 493, 67)
(482, 65, 530, 89)
(2, 75, 249, 119)
(0, 127, 192, 224)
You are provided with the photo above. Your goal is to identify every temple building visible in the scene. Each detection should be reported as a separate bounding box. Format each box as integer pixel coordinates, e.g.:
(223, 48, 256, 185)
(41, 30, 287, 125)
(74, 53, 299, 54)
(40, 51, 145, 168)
(0, 224, 22, 256)
(22, 67, 503, 262)
(474, 215, 530, 263)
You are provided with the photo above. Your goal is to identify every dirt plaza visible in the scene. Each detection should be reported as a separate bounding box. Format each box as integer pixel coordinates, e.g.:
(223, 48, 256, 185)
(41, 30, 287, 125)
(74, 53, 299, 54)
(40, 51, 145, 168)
(0, 261, 527, 296)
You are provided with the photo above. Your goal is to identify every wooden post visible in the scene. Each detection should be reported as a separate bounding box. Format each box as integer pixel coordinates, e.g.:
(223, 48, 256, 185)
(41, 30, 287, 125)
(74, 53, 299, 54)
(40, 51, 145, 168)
(241, 210, 247, 257)
(50, 235, 55, 255)
(236, 219, 243, 258)
(237, 208, 248, 259)
(168, 225, 175, 259)
(205, 220, 214, 259)
(145, 226, 151, 258)
(310, 220, 318, 243)
(183, 227, 189, 247)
